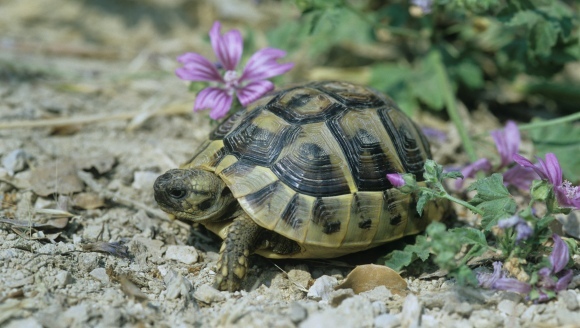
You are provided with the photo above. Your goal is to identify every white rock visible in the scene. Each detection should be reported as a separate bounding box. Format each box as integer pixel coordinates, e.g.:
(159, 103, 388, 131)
(288, 302, 308, 323)
(132, 171, 160, 190)
(374, 313, 400, 328)
(301, 296, 374, 328)
(193, 284, 225, 303)
(37, 243, 57, 255)
(164, 245, 199, 264)
(5, 317, 42, 328)
(2, 149, 29, 176)
(307, 275, 338, 301)
(89, 268, 110, 284)
(497, 299, 516, 315)
(55, 270, 73, 287)
(401, 294, 421, 328)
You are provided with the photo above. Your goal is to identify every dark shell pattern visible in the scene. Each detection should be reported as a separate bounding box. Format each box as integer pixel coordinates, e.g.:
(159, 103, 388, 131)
(183, 81, 449, 257)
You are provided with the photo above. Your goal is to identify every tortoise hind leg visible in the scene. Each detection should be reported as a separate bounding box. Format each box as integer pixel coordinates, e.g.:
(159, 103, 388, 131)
(214, 214, 263, 291)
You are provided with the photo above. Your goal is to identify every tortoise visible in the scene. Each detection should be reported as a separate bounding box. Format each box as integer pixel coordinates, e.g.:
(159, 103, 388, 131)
(153, 81, 450, 291)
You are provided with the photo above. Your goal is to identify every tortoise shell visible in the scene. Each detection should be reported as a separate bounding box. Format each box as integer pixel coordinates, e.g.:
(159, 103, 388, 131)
(182, 81, 449, 258)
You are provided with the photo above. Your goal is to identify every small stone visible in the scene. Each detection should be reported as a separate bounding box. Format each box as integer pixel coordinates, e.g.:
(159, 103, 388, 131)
(520, 305, 537, 322)
(83, 225, 104, 241)
(307, 275, 338, 301)
(360, 285, 393, 303)
(164, 245, 199, 264)
(558, 290, 579, 311)
(374, 313, 400, 328)
(89, 268, 110, 284)
(5, 317, 42, 328)
(288, 301, 308, 323)
(55, 270, 73, 287)
(193, 284, 225, 303)
(7, 275, 34, 288)
(421, 314, 439, 328)
(132, 171, 159, 190)
(329, 288, 355, 307)
(401, 294, 421, 328)
(497, 299, 516, 315)
(301, 296, 374, 328)
(555, 305, 580, 325)
(371, 300, 387, 316)
(454, 302, 473, 317)
(37, 243, 57, 255)
(2, 149, 30, 176)
(287, 265, 311, 291)
(164, 270, 194, 300)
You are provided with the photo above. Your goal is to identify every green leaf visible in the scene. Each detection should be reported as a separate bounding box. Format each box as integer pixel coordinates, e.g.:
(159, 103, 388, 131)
(411, 52, 446, 111)
(454, 61, 484, 89)
(532, 19, 559, 57)
(383, 235, 431, 271)
(529, 122, 580, 182)
(416, 191, 434, 216)
(468, 174, 517, 230)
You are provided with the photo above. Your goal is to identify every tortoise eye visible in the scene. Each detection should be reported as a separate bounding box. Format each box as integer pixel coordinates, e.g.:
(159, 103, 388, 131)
(168, 188, 187, 200)
(198, 199, 213, 211)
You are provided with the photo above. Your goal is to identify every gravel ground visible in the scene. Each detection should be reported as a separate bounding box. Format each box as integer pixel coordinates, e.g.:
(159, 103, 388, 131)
(1, 1, 579, 327)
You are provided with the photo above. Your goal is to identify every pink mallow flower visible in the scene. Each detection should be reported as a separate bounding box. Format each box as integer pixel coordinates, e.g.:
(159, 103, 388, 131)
(455, 121, 537, 190)
(386, 173, 406, 187)
(513, 153, 580, 210)
(176, 21, 294, 119)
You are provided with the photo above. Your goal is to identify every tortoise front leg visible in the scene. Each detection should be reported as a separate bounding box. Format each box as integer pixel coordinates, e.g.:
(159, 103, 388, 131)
(214, 214, 263, 291)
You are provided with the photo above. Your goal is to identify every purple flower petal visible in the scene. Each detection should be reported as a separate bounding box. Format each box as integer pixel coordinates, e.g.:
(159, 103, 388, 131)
(491, 121, 520, 168)
(515, 222, 533, 242)
(209, 21, 243, 71)
(175, 53, 223, 82)
(421, 127, 447, 143)
(537, 153, 562, 187)
(492, 278, 532, 294)
(193, 87, 234, 120)
(550, 234, 569, 273)
(555, 269, 573, 291)
(497, 215, 521, 229)
(478, 261, 503, 288)
(387, 173, 406, 187)
(513, 154, 547, 180)
(240, 48, 294, 82)
(454, 158, 492, 189)
(236, 80, 274, 106)
(502, 165, 538, 190)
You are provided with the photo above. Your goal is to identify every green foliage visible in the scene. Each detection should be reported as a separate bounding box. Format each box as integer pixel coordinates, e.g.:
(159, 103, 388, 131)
(468, 173, 517, 230)
(529, 122, 580, 182)
(275, 0, 579, 118)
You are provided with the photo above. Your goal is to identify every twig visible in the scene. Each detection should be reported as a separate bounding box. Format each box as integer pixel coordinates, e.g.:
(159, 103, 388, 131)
(271, 262, 309, 292)
(0, 103, 190, 130)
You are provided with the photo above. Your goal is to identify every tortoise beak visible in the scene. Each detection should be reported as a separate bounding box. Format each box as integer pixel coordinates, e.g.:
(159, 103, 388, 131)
(153, 169, 189, 212)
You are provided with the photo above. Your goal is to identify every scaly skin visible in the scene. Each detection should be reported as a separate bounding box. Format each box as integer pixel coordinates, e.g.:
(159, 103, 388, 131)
(214, 214, 263, 291)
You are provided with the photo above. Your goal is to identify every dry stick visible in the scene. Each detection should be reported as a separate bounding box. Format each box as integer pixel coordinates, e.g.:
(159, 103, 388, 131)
(76, 171, 189, 230)
(0, 103, 190, 130)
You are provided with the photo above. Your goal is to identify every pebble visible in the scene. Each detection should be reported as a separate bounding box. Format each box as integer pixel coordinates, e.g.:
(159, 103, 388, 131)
(558, 290, 579, 311)
(78, 253, 100, 272)
(164, 245, 199, 264)
(329, 288, 355, 307)
(37, 243, 57, 255)
(371, 300, 387, 316)
(287, 265, 312, 291)
(307, 275, 338, 301)
(400, 294, 421, 328)
(164, 269, 193, 300)
(132, 171, 159, 190)
(300, 296, 374, 328)
(497, 299, 516, 315)
(454, 302, 474, 317)
(89, 268, 110, 284)
(193, 284, 225, 303)
(288, 301, 308, 323)
(2, 149, 29, 176)
(5, 317, 42, 328)
(360, 285, 392, 303)
(374, 313, 400, 328)
(7, 275, 34, 288)
(55, 270, 73, 287)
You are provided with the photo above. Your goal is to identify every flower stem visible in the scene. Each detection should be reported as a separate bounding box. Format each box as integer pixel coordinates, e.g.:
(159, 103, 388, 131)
(441, 194, 484, 215)
(432, 50, 478, 162)
(518, 112, 580, 131)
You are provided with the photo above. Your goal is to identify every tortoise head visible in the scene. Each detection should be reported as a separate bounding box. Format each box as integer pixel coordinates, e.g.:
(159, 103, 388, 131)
(154, 168, 233, 222)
